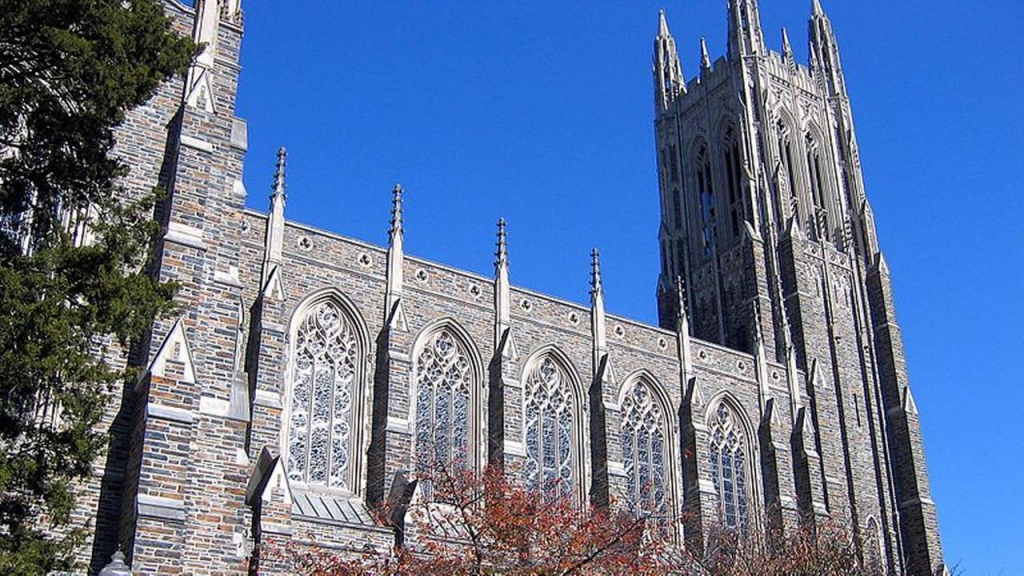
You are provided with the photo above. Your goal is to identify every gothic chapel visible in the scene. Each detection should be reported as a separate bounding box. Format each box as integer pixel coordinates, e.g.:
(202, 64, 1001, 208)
(74, 1, 944, 574)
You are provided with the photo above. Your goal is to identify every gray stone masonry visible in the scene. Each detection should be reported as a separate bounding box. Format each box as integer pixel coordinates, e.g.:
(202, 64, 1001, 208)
(62, 1, 943, 575)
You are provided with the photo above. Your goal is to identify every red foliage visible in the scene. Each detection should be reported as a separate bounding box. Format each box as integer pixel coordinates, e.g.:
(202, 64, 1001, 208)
(265, 463, 876, 575)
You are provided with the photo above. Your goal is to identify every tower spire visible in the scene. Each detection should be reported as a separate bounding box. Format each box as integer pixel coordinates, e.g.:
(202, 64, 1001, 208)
(727, 0, 765, 59)
(658, 9, 670, 37)
(653, 10, 686, 112)
(808, 0, 847, 96)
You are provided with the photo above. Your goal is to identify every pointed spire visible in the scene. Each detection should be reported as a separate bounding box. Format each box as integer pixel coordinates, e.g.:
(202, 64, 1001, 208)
(658, 9, 671, 38)
(781, 27, 795, 64)
(727, 0, 765, 59)
(700, 37, 712, 75)
(272, 146, 287, 199)
(675, 275, 689, 335)
(653, 9, 685, 111)
(675, 275, 695, 382)
(262, 147, 287, 283)
(389, 183, 404, 240)
(494, 218, 515, 358)
(808, 0, 846, 95)
(385, 184, 407, 331)
(590, 248, 603, 298)
(590, 248, 609, 381)
(495, 217, 508, 270)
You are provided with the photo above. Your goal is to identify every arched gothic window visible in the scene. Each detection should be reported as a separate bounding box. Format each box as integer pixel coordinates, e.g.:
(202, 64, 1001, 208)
(524, 357, 577, 499)
(414, 330, 473, 472)
(709, 402, 750, 529)
(805, 133, 829, 240)
(621, 379, 670, 520)
(287, 300, 361, 490)
(776, 120, 799, 221)
(696, 143, 716, 258)
(722, 125, 744, 239)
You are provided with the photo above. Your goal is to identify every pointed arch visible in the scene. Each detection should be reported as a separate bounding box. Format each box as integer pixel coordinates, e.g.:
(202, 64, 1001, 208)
(283, 287, 372, 495)
(774, 108, 802, 224)
(719, 121, 746, 240)
(520, 346, 588, 502)
(409, 317, 486, 475)
(688, 136, 716, 259)
(617, 370, 681, 526)
(804, 122, 834, 240)
(704, 393, 759, 530)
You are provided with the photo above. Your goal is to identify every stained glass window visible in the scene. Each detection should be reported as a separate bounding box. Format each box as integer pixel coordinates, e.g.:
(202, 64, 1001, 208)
(287, 300, 359, 490)
(525, 357, 575, 499)
(414, 330, 473, 473)
(621, 380, 669, 520)
(709, 402, 749, 530)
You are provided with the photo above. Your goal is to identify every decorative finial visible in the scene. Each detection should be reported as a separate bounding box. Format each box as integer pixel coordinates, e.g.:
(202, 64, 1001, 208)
(675, 275, 687, 316)
(389, 184, 403, 236)
(700, 37, 712, 73)
(812, 0, 825, 16)
(496, 218, 508, 267)
(781, 27, 794, 60)
(658, 9, 670, 37)
(272, 146, 287, 198)
(590, 248, 603, 295)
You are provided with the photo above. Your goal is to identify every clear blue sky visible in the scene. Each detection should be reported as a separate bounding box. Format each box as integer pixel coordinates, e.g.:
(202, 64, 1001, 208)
(233, 2, 1024, 573)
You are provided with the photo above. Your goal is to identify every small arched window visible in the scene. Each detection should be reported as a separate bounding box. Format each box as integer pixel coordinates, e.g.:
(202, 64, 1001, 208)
(524, 356, 579, 500)
(287, 299, 361, 491)
(696, 143, 716, 258)
(621, 379, 671, 520)
(722, 125, 744, 239)
(776, 120, 799, 220)
(805, 133, 829, 240)
(709, 401, 751, 529)
(414, 330, 474, 472)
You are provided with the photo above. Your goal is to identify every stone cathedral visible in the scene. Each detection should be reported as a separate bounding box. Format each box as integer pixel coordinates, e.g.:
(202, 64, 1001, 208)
(71, 1, 944, 574)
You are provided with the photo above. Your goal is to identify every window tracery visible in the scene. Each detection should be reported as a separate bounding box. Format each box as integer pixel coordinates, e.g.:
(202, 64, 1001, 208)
(776, 120, 800, 221)
(806, 133, 829, 240)
(414, 330, 473, 472)
(709, 402, 750, 529)
(723, 125, 744, 239)
(620, 380, 670, 520)
(524, 357, 576, 499)
(287, 300, 359, 490)
(696, 143, 716, 258)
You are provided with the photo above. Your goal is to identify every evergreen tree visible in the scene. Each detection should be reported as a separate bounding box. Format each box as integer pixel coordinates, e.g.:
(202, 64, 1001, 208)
(0, 1, 194, 572)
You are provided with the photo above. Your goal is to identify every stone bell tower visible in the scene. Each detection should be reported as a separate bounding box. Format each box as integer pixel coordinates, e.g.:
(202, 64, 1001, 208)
(652, 2, 944, 573)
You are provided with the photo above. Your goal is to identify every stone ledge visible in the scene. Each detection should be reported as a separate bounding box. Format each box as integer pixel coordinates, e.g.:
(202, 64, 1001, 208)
(147, 403, 194, 424)
(138, 494, 186, 522)
(164, 221, 207, 251)
(180, 134, 214, 153)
